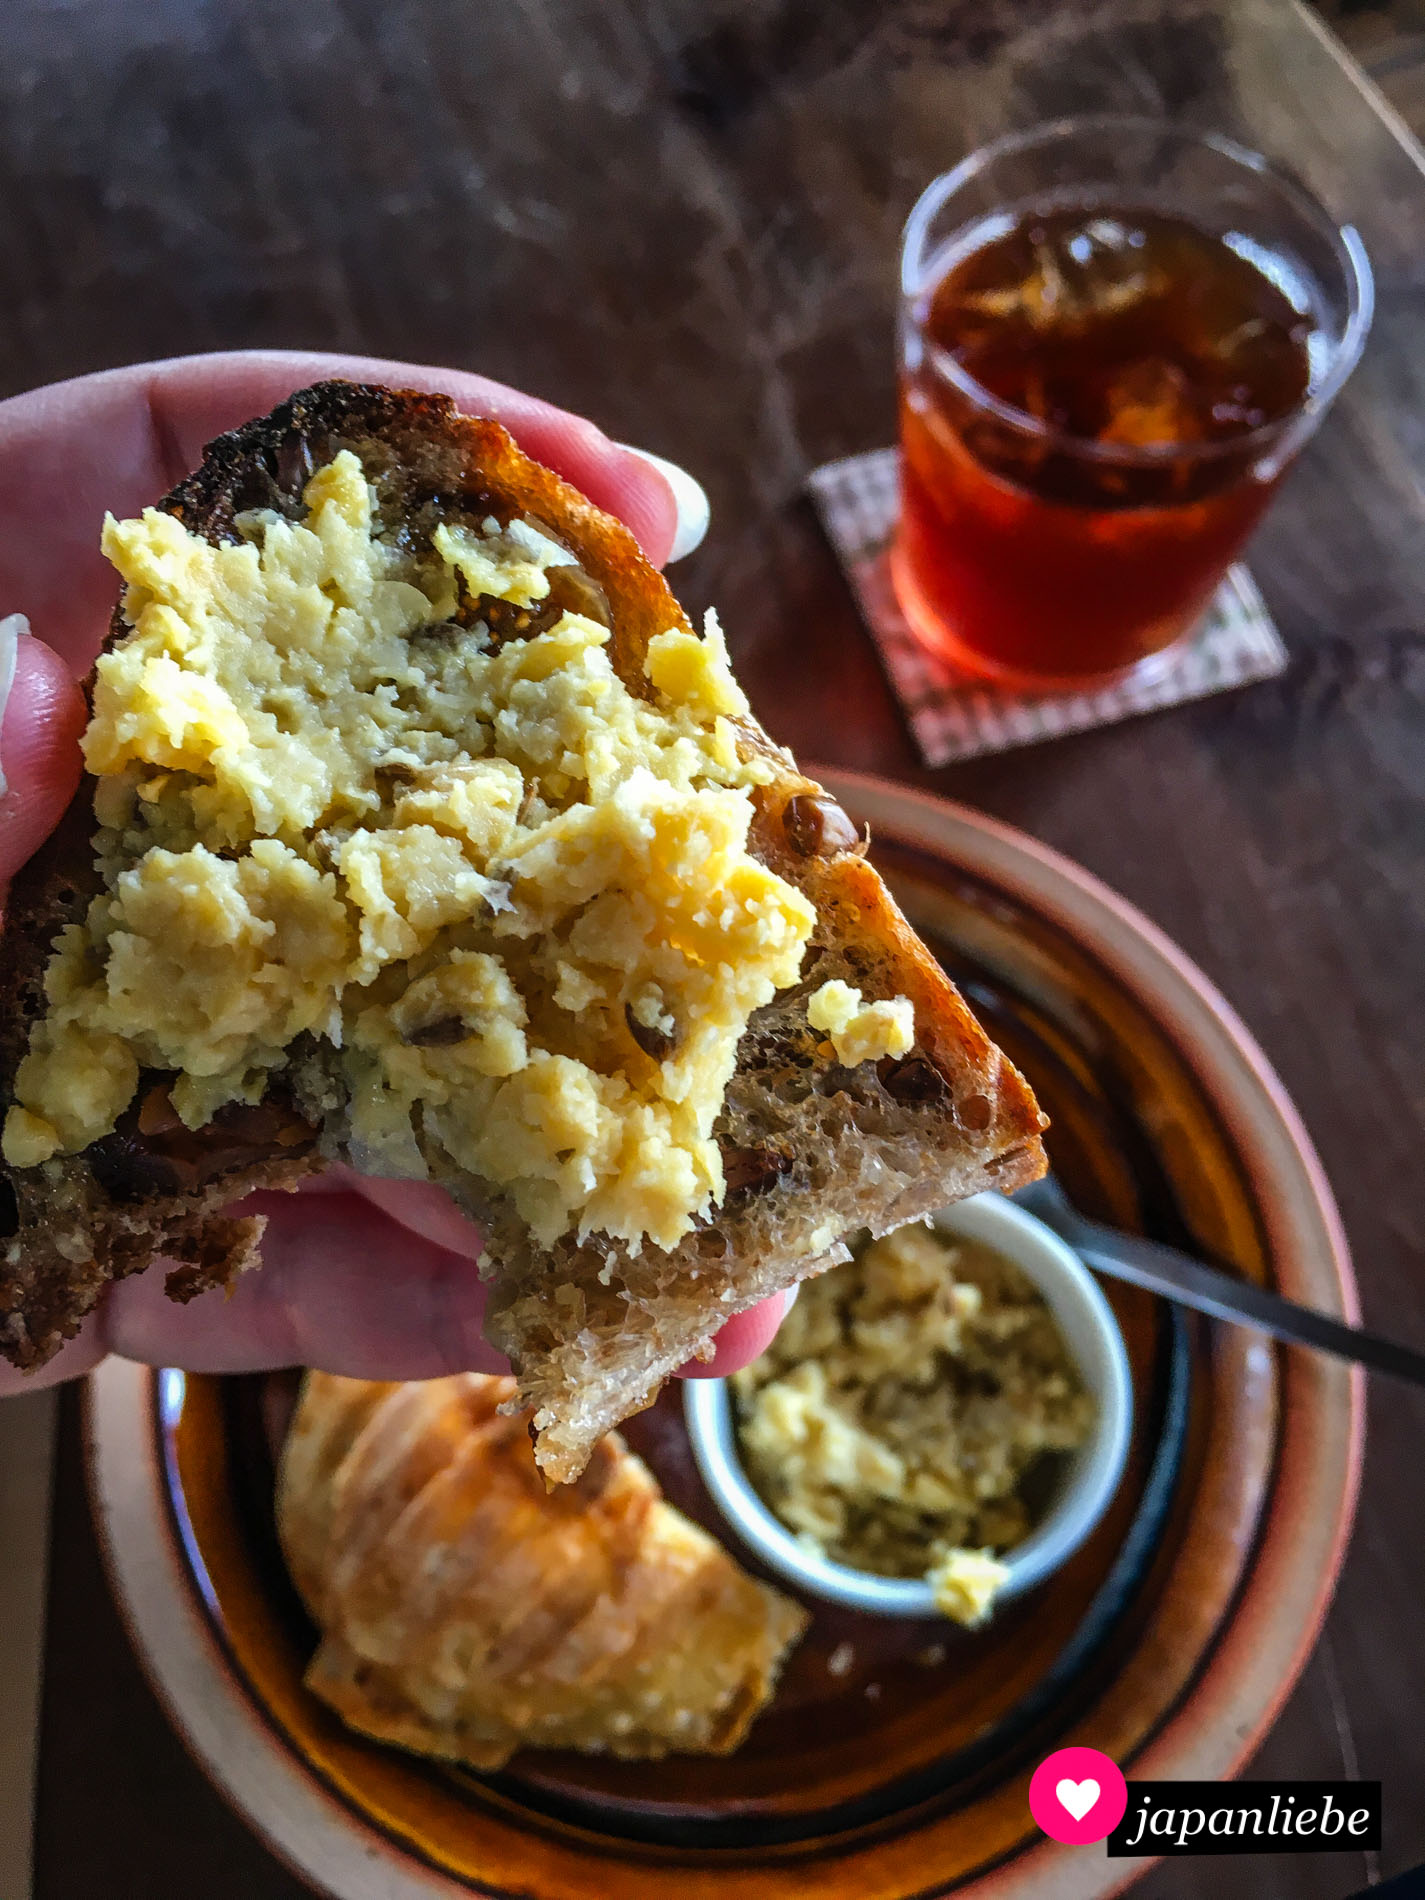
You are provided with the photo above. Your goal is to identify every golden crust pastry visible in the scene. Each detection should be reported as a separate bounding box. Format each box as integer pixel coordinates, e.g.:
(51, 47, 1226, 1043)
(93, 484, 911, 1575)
(277, 1371, 808, 1767)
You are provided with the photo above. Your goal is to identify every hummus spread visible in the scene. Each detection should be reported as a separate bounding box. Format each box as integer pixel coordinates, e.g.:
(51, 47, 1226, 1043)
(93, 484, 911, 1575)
(733, 1220, 1094, 1625)
(2, 451, 905, 1251)
(806, 979, 914, 1067)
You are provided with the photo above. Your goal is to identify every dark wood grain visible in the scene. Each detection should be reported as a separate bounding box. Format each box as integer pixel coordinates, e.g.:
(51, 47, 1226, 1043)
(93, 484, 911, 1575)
(10, 0, 1425, 1893)
(1316, 0, 1425, 139)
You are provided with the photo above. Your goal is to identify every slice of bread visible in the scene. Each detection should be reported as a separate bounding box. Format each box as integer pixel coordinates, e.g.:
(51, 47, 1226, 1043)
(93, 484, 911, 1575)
(0, 382, 1045, 1478)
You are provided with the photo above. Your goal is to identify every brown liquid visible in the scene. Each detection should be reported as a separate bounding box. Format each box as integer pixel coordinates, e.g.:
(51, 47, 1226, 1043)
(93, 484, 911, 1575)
(895, 205, 1317, 685)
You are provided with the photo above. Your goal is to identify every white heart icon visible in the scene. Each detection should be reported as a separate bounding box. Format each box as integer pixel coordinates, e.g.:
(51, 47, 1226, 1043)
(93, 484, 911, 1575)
(1056, 1777, 1100, 1823)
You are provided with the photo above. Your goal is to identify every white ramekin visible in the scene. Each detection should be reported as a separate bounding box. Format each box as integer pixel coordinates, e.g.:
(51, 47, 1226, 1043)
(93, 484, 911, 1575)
(682, 1190, 1134, 1619)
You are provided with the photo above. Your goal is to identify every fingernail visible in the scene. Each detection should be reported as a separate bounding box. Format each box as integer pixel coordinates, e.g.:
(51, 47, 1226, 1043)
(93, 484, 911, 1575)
(0, 614, 27, 800)
(619, 445, 710, 563)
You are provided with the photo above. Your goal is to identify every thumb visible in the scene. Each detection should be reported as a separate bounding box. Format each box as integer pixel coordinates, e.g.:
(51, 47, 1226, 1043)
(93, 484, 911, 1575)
(0, 617, 87, 898)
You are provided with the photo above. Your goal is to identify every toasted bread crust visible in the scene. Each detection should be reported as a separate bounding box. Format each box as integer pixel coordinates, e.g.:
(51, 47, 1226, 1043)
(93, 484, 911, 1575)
(0, 381, 1045, 1466)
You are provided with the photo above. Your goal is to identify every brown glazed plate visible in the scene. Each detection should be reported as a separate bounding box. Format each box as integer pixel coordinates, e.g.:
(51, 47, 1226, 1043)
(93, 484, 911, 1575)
(83, 770, 1363, 1899)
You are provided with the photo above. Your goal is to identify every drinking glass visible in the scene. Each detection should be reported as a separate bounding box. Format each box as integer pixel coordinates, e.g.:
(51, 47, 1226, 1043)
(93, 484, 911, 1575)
(893, 118, 1373, 691)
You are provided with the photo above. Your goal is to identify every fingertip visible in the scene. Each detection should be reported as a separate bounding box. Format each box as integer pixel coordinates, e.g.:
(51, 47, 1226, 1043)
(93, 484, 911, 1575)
(0, 626, 87, 888)
(595, 444, 682, 567)
(0, 615, 17, 784)
(677, 1288, 793, 1380)
(617, 447, 709, 564)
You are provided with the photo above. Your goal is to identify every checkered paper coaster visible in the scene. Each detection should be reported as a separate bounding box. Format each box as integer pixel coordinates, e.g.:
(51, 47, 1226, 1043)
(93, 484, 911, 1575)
(808, 447, 1287, 768)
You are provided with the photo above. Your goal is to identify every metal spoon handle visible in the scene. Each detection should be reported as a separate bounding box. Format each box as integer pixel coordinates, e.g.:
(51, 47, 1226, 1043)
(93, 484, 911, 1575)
(1020, 1184, 1425, 1390)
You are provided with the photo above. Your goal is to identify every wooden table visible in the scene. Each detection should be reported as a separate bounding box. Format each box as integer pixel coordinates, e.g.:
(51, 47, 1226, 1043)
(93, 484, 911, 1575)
(1317, 0, 1425, 138)
(3, 1, 1423, 1894)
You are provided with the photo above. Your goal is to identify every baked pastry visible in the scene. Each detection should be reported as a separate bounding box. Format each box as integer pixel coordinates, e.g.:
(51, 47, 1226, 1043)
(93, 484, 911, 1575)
(0, 380, 1046, 1478)
(277, 1371, 808, 1766)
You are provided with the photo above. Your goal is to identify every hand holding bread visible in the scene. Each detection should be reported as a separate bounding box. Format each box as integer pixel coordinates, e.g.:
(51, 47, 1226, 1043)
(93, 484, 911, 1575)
(0, 352, 788, 1396)
(0, 359, 1045, 1471)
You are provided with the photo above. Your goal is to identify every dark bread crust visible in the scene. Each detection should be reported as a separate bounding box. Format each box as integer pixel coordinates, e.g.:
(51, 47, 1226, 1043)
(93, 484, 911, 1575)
(0, 678, 288, 1372)
(0, 381, 1046, 1469)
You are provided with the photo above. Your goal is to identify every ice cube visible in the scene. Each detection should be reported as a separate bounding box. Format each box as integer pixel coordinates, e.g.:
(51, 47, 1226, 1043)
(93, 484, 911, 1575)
(1097, 358, 1205, 447)
(961, 226, 1158, 333)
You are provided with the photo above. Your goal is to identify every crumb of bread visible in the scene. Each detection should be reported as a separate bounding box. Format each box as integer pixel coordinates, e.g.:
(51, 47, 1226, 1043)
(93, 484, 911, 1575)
(732, 1221, 1093, 1627)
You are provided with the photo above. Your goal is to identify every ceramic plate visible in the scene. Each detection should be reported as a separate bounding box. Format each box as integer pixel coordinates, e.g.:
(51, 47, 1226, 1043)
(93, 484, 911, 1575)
(85, 771, 1362, 1898)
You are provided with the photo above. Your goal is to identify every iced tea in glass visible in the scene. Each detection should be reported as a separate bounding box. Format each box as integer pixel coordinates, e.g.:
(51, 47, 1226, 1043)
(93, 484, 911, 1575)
(894, 120, 1373, 691)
